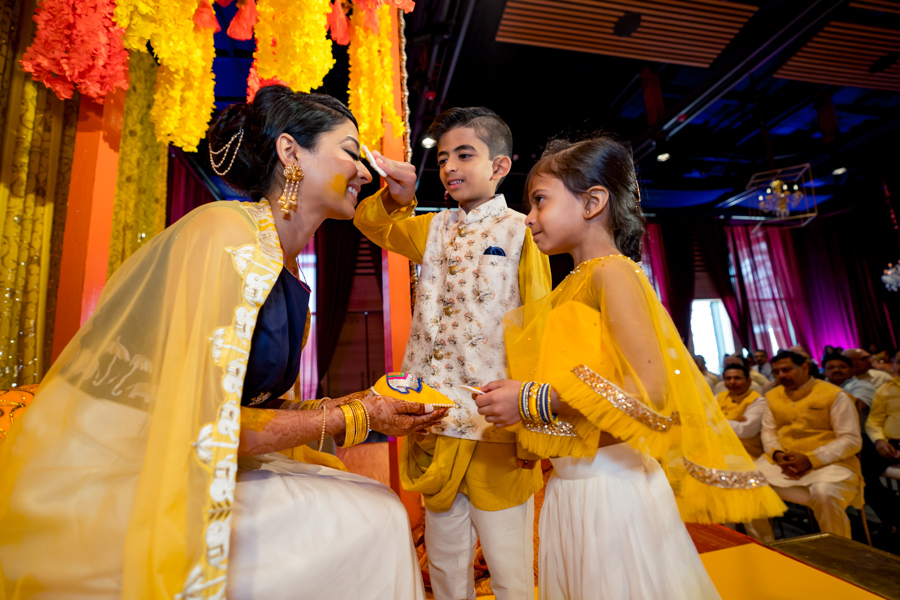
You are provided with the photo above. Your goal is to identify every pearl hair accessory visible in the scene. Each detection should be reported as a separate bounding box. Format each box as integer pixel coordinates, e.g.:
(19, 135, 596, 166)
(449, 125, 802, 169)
(209, 129, 244, 176)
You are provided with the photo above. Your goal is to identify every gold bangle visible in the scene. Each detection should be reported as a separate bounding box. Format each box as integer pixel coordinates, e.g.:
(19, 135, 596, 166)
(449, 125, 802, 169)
(317, 406, 327, 452)
(349, 399, 370, 445)
(339, 404, 357, 448)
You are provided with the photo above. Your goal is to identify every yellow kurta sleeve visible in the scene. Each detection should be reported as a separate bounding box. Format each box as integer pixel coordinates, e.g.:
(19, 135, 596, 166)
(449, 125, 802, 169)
(865, 387, 890, 443)
(353, 187, 435, 263)
(518, 228, 552, 304)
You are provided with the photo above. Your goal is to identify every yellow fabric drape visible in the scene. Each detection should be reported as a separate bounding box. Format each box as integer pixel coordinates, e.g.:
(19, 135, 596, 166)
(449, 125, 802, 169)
(0, 0, 79, 387)
(107, 50, 169, 279)
(506, 255, 786, 524)
(0, 199, 284, 598)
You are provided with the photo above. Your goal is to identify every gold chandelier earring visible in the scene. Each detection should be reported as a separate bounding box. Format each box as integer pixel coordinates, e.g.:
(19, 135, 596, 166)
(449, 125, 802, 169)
(278, 164, 304, 214)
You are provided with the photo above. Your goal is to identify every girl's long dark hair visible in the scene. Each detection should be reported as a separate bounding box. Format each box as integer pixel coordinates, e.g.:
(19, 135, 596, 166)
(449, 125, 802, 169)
(527, 134, 645, 261)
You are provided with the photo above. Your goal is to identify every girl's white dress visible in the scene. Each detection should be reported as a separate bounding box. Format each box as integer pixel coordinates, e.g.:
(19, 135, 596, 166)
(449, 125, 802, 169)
(539, 443, 722, 600)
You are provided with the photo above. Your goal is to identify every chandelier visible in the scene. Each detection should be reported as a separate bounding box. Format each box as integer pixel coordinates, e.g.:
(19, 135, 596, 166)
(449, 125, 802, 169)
(715, 163, 817, 230)
(757, 179, 805, 218)
(883, 262, 900, 292)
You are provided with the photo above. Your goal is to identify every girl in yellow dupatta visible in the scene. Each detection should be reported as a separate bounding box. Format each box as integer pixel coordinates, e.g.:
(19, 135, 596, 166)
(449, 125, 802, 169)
(474, 135, 785, 600)
(0, 86, 445, 600)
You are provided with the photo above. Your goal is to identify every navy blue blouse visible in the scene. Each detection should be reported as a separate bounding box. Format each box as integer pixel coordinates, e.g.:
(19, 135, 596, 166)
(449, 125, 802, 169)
(241, 268, 310, 407)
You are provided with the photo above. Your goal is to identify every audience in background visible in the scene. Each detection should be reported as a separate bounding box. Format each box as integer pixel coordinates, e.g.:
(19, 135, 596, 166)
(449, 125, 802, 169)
(714, 354, 766, 395)
(755, 351, 862, 540)
(790, 345, 824, 380)
(717, 364, 766, 458)
(862, 351, 900, 544)
(694, 355, 719, 390)
(872, 351, 895, 375)
(704, 342, 900, 548)
(752, 349, 774, 381)
(844, 348, 893, 389)
(823, 353, 877, 421)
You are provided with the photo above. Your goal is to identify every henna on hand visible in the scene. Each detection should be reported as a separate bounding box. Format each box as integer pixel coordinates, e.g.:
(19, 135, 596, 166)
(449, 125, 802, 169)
(362, 393, 448, 437)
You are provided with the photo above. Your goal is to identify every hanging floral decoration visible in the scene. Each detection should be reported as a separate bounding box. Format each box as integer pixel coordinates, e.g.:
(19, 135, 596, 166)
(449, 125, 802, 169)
(347, 2, 404, 150)
(113, 0, 217, 151)
(227, 0, 259, 40)
(21, 0, 130, 102)
(326, 0, 350, 45)
(246, 57, 291, 102)
(253, 0, 334, 94)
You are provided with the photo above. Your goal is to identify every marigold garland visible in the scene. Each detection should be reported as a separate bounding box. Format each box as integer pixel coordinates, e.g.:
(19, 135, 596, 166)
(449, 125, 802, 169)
(253, 0, 334, 93)
(246, 57, 291, 102)
(113, 0, 216, 150)
(21, 0, 129, 102)
(348, 3, 404, 150)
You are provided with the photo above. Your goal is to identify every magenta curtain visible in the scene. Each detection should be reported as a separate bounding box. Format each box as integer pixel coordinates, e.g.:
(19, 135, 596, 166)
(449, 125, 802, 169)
(167, 148, 216, 225)
(783, 224, 860, 358)
(696, 223, 751, 348)
(642, 222, 671, 313)
(726, 226, 796, 355)
(726, 225, 860, 359)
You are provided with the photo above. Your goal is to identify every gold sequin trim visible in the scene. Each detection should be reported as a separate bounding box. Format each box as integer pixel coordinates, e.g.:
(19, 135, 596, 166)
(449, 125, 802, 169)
(683, 457, 770, 490)
(523, 419, 578, 437)
(572, 365, 680, 432)
(249, 391, 271, 406)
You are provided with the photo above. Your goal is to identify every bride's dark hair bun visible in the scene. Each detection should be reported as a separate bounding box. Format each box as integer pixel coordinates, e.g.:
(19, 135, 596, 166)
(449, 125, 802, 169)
(207, 85, 357, 200)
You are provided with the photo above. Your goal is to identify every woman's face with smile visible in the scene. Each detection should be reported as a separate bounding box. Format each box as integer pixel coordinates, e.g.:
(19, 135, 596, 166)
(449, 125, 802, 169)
(299, 120, 373, 220)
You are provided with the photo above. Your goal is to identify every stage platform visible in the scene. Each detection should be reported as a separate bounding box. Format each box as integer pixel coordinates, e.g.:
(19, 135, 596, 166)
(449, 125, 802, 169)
(338, 443, 897, 600)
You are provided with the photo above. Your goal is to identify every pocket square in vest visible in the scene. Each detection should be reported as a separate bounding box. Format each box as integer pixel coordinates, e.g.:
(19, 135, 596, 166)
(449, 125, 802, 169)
(483, 246, 506, 256)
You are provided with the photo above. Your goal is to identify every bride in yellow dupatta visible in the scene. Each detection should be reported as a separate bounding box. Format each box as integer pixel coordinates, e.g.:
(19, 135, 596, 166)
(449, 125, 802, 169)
(475, 136, 785, 600)
(0, 86, 445, 600)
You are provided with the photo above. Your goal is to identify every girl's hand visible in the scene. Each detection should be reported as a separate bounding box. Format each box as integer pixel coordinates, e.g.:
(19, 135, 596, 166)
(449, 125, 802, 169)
(475, 379, 523, 428)
(361, 392, 448, 437)
(370, 149, 417, 207)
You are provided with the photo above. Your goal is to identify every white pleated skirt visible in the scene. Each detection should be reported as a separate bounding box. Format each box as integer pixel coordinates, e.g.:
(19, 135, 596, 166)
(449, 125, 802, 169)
(539, 443, 721, 600)
(227, 453, 426, 600)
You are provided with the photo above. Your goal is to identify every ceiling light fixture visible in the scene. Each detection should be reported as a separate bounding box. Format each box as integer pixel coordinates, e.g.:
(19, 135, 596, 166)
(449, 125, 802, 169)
(421, 137, 436, 149)
(656, 152, 670, 162)
(832, 167, 847, 176)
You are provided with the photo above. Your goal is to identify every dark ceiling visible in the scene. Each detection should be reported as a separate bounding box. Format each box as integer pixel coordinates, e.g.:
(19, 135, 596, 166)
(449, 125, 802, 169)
(201, 0, 900, 222)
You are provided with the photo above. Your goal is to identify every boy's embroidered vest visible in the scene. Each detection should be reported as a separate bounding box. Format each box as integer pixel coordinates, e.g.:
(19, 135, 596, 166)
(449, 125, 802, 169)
(767, 380, 861, 478)
(402, 195, 525, 442)
(717, 390, 764, 458)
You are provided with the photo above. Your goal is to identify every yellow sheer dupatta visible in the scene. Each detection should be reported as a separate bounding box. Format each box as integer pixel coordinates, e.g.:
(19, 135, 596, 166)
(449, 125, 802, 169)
(0, 200, 283, 599)
(505, 256, 785, 524)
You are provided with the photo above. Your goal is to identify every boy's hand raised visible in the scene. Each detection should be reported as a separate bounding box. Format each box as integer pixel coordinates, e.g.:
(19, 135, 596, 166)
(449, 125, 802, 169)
(371, 149, 417, 211)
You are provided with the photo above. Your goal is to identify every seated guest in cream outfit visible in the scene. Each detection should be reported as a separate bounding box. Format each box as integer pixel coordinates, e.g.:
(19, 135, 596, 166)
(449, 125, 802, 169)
(862, 353, 900, 541)
(714, 354, 766, 396)
(717, 363, 766, 458)
(844, 348, 893, 389)
(824, 353, 877, 411)
(755, 351, 863, 539)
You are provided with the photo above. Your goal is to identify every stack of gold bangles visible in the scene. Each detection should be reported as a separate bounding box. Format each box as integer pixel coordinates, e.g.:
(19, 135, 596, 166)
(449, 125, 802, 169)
(298, 398, 326, 410)
(338, 399, 370, 448)
(298, 397, 370, 449)
(519, 381, 555, 425)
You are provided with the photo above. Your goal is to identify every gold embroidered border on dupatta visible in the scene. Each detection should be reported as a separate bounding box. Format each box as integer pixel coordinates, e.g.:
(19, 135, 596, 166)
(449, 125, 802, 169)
(176, 200, 282, 599)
